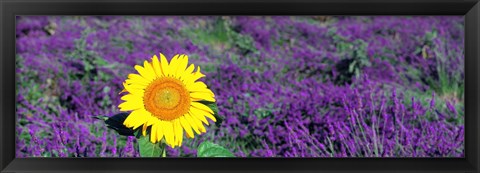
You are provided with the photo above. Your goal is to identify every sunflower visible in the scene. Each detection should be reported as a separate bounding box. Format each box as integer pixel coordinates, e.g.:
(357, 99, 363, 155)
(119, 53, 216, 148)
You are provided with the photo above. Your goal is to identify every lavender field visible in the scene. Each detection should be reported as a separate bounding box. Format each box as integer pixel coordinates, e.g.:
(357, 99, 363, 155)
(16, 16, 464, 157)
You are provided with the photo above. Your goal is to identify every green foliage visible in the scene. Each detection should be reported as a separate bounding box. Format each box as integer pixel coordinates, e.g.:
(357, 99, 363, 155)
(197, 141, 235, 157)
(423, 29, 438, 46)
(426, 67, 464, 101)
(136, 131, 166, 157)
(218, 17, 258, 55)
(67, 28, 113, 82)
(182, 17, 257, 56)
(254, 107, 274, 119)
(181, 19, 229, 48)
(198, 62, 218, 74)
(329, 28, 371, 84)
(423, 30, 464, 102)
(401, 89, 463, 124)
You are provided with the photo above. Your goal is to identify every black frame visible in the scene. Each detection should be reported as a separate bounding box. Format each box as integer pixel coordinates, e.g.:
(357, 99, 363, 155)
(1, 0, 479, 172)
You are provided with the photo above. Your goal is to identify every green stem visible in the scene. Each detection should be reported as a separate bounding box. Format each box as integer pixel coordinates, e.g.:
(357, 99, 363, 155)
(161, 142, 167, 157)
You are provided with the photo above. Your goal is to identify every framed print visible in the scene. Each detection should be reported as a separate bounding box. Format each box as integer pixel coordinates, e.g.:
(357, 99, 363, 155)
(1, 0, 480, 172)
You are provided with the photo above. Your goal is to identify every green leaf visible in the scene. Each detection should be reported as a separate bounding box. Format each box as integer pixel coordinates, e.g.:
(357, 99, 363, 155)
(197, 141, 235, 157)
(137, 133, 165, 157)
(95, 112, 135, 136)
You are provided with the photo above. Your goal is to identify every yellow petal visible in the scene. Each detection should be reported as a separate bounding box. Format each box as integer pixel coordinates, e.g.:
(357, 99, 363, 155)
(175, 55, 188, 77)
(125, 80, 148, 89)
(190, 92, 215, 102)
(184, 66, 205, 85)
(191, 107, 217, 122)
(179, 116, 194, 138)
(191, 97, 204, 102)
(179, 64, 195, 83)
(174, 119, 183, 147)
(191, 107, 217, 123)
(191, 102, 214, 114)
(123, 83, 144, 97)
(160, 53, 170, 77)
(185, 64, 195, 75)
(142, 123, 148, 136)
(181, 73, 195, 85)
(134, 64, 154, 82)
(193, 66, 205, 80)
(120, 94, 142, 102)
(184, 113, 201, 135)
(118, 101, 142, 111)
(162, 121, 175, 147)
(123, 110, 148, 129)
(143, 60, 157, 80)
(203, 112, 216, 122)
(150, 124, 158, 143)
(197, 121, 206, 133)
(146, 116, 158, 126)
(119, 89, 128, 95)
(187, 113, 206, 133)
(187, 81, 207, 90)
(204, 90, 215, 97)
(136, 110, 152, 129)
(169, 54, 180, 77)
(151, 55, 163, 77)
(156, 123, 165, 143)
(186, 81, 215, 96)
(127, 74, 149, 86)
(189, 109, 209, 125)
(125, 86, 145, 97)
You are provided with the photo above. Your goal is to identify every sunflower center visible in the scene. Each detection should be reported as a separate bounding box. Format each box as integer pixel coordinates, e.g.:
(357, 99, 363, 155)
(143, 77, 191, 121)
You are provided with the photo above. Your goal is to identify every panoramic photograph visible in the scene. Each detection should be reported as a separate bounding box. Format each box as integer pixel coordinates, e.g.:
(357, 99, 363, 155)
(15, 16, 464, 157)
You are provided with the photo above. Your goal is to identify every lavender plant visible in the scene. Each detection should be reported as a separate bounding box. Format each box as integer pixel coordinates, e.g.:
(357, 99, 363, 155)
(16, 16, 464, 157)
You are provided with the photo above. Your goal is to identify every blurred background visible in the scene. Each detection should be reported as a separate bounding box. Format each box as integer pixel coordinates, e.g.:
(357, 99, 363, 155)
(16, 16, 464, 157)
